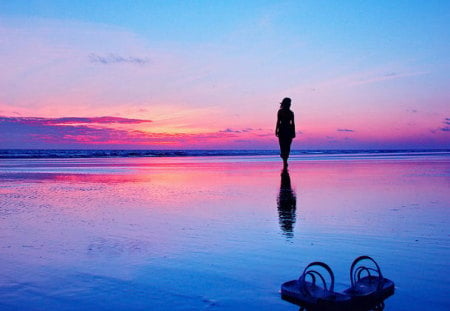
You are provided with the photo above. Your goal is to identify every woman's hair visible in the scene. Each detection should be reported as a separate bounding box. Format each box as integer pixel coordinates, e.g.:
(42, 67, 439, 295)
(280, 97, 291, 109)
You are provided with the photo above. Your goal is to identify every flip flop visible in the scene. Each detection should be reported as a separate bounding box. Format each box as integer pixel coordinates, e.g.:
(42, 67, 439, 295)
(343, 256, 395, 309)
(281, 262, 352, 311)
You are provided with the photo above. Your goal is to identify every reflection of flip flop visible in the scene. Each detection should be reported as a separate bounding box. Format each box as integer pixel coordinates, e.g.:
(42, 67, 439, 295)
(281, 262, 352, 311)
(344, 256, 395, 309)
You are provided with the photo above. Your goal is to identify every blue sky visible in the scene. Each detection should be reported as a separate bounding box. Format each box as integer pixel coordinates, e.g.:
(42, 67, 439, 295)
(0, 1, 449, 149)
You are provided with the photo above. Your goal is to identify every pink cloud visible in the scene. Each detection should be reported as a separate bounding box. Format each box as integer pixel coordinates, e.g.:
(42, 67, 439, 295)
(0, 115, 276, 149)
(0, 116, 152, 125)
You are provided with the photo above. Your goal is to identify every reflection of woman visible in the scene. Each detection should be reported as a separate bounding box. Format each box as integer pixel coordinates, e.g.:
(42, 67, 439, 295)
(275, 97, 296, 167)
(277, 168, 296, 238)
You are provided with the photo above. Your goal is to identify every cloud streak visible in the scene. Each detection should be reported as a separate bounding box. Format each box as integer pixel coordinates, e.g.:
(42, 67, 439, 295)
(337, 128, 355, 132)
(350, 71, 429, 86)
(441, 118, 450, 132)
(219, 127, 255, 133)
(89, 53, 150, 65)
(0, 116, 152, 125)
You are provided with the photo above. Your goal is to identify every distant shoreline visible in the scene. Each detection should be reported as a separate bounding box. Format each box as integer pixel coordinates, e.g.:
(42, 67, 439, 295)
(0, 149, 449, 159)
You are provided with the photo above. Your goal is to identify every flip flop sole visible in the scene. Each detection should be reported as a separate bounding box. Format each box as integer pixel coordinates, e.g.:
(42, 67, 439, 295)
(281, 280, 352, 311)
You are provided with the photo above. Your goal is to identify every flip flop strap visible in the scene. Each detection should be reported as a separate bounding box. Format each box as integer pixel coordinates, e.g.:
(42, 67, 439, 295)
(350, 256, 384, 289)
(355, 266, 379, 280)
(304, 270, 327, 293)
(298, 261, 335, 294)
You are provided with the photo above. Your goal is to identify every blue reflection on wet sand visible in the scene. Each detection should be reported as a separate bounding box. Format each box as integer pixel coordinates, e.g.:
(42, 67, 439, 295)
(0, 154, 449, 310)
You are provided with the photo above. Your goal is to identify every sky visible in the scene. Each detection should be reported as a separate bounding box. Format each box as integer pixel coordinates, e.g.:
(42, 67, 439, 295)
(0, 0, 449, 149)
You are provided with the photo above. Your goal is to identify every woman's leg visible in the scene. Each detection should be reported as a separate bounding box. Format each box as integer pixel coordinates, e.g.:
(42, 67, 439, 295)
(279, 137, 292, 164)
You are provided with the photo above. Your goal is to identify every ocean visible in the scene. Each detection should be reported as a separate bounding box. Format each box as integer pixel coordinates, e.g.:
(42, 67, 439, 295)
(1, 148, 449, 159)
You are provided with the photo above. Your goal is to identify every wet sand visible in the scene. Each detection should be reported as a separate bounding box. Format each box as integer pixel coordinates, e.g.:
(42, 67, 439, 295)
(0, 155, 449, 310)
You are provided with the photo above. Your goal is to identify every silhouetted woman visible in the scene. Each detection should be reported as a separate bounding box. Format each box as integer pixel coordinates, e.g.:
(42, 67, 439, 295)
(275, 97, 295, 167)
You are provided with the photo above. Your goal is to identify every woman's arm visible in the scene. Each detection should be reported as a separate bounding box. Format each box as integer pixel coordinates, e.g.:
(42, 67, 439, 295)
(291, 112, 296, 138)
(275, 111, 280, 136)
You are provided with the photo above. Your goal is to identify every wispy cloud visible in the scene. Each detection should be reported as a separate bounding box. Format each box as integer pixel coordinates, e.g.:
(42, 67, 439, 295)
(0, 116, 152, 125)
(429, 118, 450, 133)
(219, 127, 254, 133)
(89, 53, 150, 65)
(384, 72, 397, 77)
(337, 128, 355, 132)
(47, 116, 152, 124)
(441, 118, 450, 132)
(350, 71, 428, 86)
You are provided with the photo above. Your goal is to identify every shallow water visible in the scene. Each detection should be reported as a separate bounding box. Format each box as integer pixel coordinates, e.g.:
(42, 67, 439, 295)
(0, 155, 449, 310)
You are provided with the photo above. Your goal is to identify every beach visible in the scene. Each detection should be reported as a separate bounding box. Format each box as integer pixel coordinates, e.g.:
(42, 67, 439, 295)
(0, 153, 449, 310)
